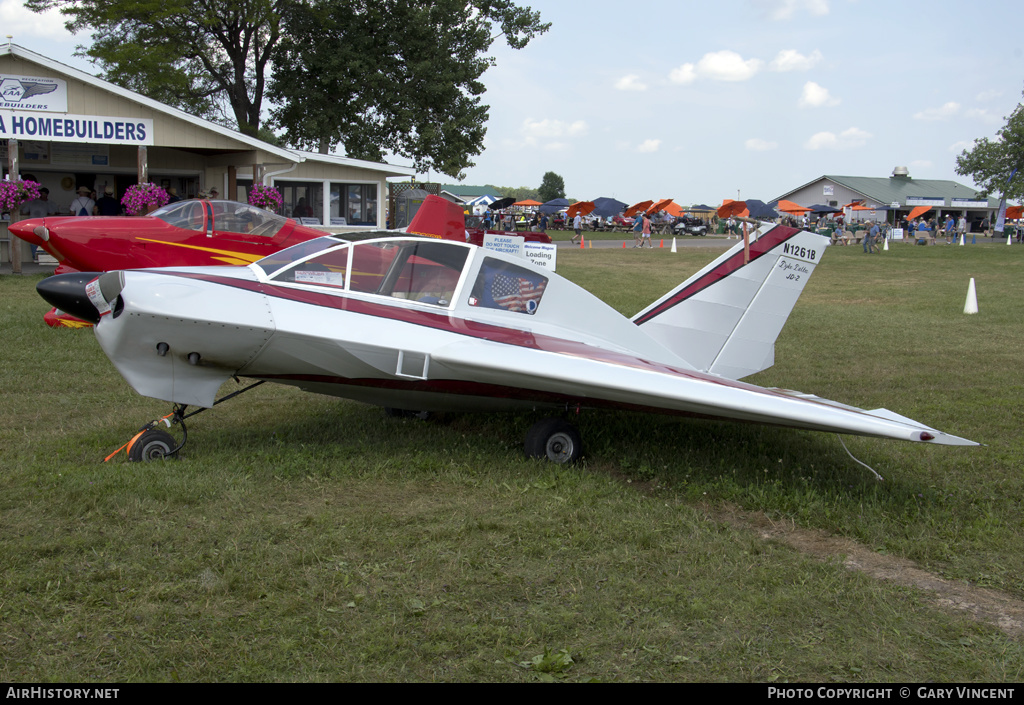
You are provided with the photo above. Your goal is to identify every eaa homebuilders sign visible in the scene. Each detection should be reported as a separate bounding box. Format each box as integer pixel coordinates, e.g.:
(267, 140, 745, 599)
(483, 232, 558, 271)
(0, 110, 154, 146)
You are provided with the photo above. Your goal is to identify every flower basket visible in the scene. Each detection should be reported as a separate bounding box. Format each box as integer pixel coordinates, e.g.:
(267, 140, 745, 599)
(122, 182, 170, 216)
(248, 184, 283, 212)
(0, 179, 42, 214)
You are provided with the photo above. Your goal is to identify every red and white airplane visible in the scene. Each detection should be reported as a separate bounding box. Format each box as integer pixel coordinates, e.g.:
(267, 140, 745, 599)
(36, 221, 975, 462)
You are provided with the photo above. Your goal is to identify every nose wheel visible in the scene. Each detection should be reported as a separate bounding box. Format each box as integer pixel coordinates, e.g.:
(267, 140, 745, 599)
(525, 418, 582, 464)
(127, 428, 179, 461)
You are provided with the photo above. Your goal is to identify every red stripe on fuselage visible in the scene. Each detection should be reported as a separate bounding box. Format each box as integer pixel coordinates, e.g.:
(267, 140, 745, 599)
(633, 224, 803, 325)
(145, 269, 796, 400)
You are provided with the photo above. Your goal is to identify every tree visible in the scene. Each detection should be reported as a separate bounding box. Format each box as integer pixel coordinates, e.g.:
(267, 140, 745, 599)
(956, 91, 1024, 201)
(537, 171, 565, 202)
(26, 0, 548, 171)
(268, 0, 548, 178)
(27, 0, 280, 135)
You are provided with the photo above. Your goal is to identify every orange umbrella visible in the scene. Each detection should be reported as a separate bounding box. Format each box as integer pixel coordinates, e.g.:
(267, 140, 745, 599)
(1005, 205, 1023, 220)
(624, 200, 653, 217)
(513, 199, 542, 207)
(908, 205, 932, 220)
(717, 199, 749, 218)
(776, 199, 810, 214)
(567, 201, 595, 217)
(842, 200, 864, 209)
(851, 203, 876, 211)
(647, 198, 674, 215)
(662, 201, 686, 217)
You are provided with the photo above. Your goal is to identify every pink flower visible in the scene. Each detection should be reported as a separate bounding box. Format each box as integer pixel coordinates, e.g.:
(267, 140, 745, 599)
(121, 182, 170, 216)
(248, 184, 283, 212)
(0, 179, 42, 213)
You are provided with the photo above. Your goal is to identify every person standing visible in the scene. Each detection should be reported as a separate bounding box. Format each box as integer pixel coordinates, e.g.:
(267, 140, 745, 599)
(631, 214, 643, 247)
(943, 214, 955, 244)
(94, 187, 121, 216)
(69, 186, 95, 216)
(641, 212, 652, 248)
(20, 187, 59, 260)
(571, 211, 582, 244)
(957, 214, 968, 244)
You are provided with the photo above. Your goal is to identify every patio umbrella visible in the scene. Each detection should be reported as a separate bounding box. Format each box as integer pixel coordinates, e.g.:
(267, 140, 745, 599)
(625, 200, 653, 217)
(539, 198, 569, 214)
(744, 199, 778, 219)
(907, 205, 932, 220)
(662, 201, 686, 217)
(567, 201, 596, 217)
(592, 197, 628, 218)
(487, 197, 516, 211)
(513, 199, 542, 207)
(809, 204, 841, 214)
(690, 204, 715, 211)
(647, 198, 675, 215)
(775, 199, 810, 214)
(1006, 205, 1024, 220)
(718, 199, 749, 218)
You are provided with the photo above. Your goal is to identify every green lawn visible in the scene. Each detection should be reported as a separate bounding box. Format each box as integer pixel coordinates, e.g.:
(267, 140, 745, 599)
(1, 241, 1022, 682)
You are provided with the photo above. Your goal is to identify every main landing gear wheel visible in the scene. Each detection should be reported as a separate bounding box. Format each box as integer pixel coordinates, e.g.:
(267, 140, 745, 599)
(127, 428, 178, 462)
(525, 418, 582, 464)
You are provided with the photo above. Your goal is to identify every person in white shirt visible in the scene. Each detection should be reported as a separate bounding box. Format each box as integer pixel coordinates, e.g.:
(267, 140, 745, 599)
(69, 186, 95, 217)
(572, 212, 582, 244)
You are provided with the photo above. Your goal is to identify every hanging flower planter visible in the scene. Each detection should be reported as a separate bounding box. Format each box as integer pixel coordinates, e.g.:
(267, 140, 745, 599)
(248, 184, 283, 212)
(122, 182, 170, 216)
(0, 179, 42, 214)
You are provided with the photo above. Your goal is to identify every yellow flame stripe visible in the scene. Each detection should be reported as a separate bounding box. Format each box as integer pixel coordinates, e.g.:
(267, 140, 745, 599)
(136, 238, 265, 264)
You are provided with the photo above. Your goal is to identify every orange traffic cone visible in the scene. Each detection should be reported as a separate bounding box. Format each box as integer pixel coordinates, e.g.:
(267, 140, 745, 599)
(660, 239, 664, 248)
(580, 235, 585, 249)
(622, 241, 626, 248)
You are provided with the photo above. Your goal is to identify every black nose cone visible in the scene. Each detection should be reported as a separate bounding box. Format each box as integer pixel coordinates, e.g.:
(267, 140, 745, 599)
(37, 272, 104, 323)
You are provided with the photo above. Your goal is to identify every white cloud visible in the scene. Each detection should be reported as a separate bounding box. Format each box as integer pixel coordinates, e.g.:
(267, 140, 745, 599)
(757, 0, 831, 21)
(745, 138, 778, 151)
(976, 89, 1003, 102)
(0, 0, 71, 39)
(799, 81, 839, 108)
(637, 139, 661, 153)
(804, 127, 871, 150)
(769, 49, 823, 72)
(948, 140, 973, 153)
(520, 118, 588, 148)
(669, 63, 697, 85)
(615, 74, 647, 92)
(913, 102, 960, 121)
(966, 107, 1001, 125)
(670, 51, 762, 84)
(910, 159, 933, 170)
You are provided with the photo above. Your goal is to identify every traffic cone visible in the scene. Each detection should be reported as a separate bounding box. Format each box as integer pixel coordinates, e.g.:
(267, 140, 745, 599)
(964, 278, 978, 315)
(1008, 233, 1013, 245)
(589, 239, 592, 249)
(959, 234, 965, 246)
(580, 235, 585, 249)
(883, 237, 889, 251)
(671, 237, 677, 253)
(659, 239, 664, 248)
(972, 233, 976, 244)
(622, 241, 626, 248)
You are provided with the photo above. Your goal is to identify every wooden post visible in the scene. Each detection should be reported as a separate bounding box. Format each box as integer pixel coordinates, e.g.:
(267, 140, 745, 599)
(7, 138, 21, 274)
(137, 146, 148, 184)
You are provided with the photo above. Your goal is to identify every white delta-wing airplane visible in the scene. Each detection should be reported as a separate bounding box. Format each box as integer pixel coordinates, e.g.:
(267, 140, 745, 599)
(37, 221, 976, 463)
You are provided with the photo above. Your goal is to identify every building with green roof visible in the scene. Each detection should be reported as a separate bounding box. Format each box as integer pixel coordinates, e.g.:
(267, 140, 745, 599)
(775, 167, 998, 231)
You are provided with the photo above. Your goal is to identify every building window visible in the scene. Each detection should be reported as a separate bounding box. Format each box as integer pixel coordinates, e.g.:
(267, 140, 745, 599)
(277, 181, 324, 223)
(331, 183, 377, 226)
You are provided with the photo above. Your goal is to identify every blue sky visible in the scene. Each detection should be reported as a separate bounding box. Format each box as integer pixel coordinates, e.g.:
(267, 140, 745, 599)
(4, 0, 1022, 205)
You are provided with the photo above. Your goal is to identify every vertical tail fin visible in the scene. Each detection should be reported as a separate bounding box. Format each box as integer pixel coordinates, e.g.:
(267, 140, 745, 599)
(632, 223, 829, 380)
(405, 194, 467, 242)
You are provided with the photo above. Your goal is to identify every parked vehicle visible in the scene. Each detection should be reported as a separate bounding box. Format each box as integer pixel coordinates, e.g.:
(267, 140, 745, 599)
(611, 215, 635, 230)
(673, 216, 708, 236)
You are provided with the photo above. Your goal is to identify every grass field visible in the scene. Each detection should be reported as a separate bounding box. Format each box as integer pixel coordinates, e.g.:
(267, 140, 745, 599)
(2, 240, 1023, 682)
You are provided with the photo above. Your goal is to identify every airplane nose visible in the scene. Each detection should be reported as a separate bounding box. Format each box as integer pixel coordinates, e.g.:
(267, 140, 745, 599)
(7, 219, 46, 244)
(36, 272, 123, 324)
